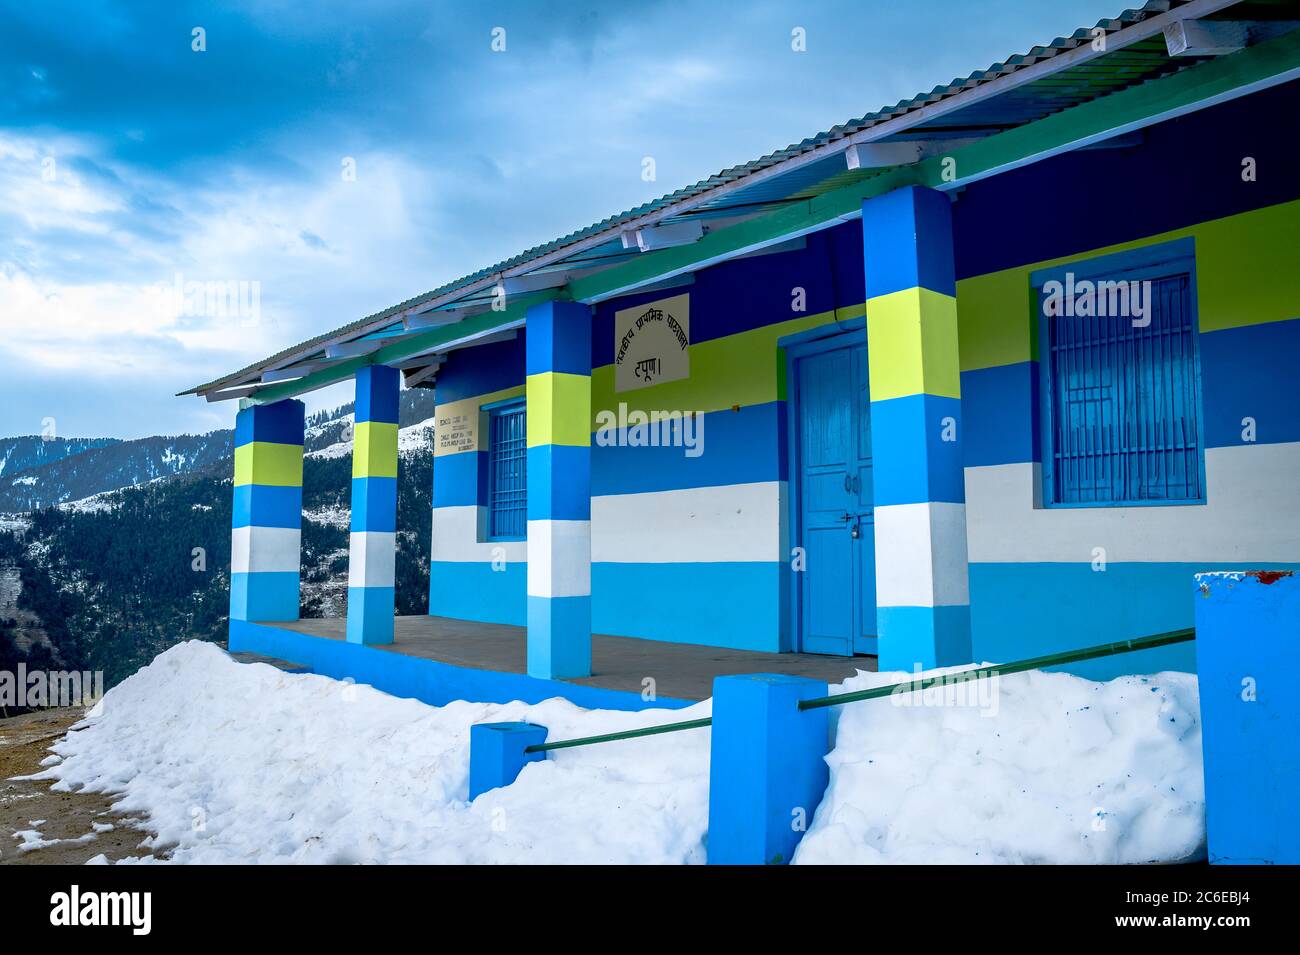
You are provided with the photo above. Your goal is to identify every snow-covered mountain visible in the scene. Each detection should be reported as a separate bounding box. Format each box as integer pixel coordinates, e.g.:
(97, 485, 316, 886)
(0, 389, 439, 514)
(0, 432, 232, 512)
(0, 436, 121, 480)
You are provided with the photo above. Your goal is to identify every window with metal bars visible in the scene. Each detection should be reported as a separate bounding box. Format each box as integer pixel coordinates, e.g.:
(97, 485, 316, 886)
(487, 401, 527, 539)
(1035, 240, 1205, 507)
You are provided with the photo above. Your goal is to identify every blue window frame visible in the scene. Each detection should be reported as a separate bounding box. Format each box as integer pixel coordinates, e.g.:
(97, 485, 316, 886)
(486, 400, 526, 539)
(1034, 238, 1205, 508)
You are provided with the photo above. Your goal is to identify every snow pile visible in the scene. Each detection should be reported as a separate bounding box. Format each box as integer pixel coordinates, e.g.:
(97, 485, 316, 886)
(42, 642, 709, 864)
(794, 665, 1204, 865)
(40, 642, 1205, 864)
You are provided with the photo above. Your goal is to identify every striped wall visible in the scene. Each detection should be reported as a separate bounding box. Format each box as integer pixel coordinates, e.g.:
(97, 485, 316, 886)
(428, 227, 866, 652)
(950, 81, 1300, 676)
(425, 85, 1299, 671)
(231, 399, 304, 622)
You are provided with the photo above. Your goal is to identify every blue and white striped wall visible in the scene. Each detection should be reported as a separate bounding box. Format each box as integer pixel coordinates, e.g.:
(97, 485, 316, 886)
(420, 88, 1299, 674)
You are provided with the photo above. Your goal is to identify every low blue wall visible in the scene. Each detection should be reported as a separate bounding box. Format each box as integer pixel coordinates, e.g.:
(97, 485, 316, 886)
(229, 620, 693, 712)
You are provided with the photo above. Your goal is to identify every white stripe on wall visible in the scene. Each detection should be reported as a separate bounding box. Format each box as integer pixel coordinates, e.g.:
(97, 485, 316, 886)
(591, 481, 787, 564)
(965, 443, 1300, 564)
(526, 519, 591, 598)
(431, 506, 528, 563)
(348, 530, 397, 588)
(230, 526, 301, 575)
(873, 502, 970, 607)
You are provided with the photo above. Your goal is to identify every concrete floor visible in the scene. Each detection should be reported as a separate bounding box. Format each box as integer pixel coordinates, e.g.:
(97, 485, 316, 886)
(270, 615, 875, 702)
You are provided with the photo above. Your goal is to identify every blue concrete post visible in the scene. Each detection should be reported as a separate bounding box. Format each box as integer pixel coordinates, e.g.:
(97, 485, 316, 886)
(862, 186, 972, 671)
(230, 399, 305, 624)
(525, 300, 593, 678)
(707, 674, 830, 865)
(1194, 570, 1300, 864)
(469, 722, 548, 800)
(347, 364, 401, 645)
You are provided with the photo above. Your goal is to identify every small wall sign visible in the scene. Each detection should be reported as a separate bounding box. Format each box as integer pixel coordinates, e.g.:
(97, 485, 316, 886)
(614, 293, 690, 392)
(436, 410, 476, 453)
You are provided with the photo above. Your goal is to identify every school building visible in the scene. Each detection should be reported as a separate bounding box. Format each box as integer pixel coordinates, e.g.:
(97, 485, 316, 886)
(185, 0, 1300, 710)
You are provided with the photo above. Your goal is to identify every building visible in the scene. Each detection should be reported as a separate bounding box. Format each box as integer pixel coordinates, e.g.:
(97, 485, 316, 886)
(185, 1, 1300, 710)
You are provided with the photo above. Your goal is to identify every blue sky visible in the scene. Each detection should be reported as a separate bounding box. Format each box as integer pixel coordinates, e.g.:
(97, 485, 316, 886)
(0, 0, 1122, 439)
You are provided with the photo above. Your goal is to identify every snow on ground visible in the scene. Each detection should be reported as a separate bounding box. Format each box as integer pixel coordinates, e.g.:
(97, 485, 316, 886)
(38, 642, 1205, 865)
(41, 642, 710, 864)
(793, 666, 1204, 864)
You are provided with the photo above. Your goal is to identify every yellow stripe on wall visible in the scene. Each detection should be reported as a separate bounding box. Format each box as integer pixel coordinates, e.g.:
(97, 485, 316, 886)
(956, 198, 1300, 372)
(233, 441, 304, 487)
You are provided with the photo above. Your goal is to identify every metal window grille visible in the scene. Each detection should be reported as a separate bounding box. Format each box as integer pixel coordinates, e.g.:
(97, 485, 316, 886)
(1045, 272, 1202, 505)
(488, 404, 527, 538)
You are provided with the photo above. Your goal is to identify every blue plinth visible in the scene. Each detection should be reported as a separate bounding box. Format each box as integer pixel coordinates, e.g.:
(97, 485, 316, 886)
(707, 673, 830, 865)
(1194, 571, 1300, 864)
(469, 722, 548, 800)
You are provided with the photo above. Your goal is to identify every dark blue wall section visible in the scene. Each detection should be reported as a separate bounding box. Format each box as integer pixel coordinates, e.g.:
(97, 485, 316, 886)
(953, 80, 1300, 280)
(436, 334, 526, 403)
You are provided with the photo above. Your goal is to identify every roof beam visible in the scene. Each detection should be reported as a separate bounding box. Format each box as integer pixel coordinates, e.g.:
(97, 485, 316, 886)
(324, 339, 385, 360)
(844, 139, 981, 169)
(620, 220, 704, 252)
(403, 306, 479, 330)
(1164, 18, 1271, 57)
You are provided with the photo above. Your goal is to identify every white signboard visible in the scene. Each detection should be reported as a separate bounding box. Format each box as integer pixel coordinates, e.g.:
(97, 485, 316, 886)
(613, 293, 690, 392)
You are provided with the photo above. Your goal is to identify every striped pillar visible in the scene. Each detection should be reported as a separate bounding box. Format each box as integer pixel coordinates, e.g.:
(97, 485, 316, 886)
(525, 300, 592, 679)
(231, 399, 305, 622)
(347, 364, 400, 645)
(862, 185, 972, 671)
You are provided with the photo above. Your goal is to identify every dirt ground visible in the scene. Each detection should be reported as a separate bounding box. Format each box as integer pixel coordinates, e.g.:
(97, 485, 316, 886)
(0, 708, 153, 865)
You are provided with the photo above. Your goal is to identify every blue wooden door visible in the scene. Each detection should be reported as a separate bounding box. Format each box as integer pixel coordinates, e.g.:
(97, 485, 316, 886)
(795, 341, 876, 656)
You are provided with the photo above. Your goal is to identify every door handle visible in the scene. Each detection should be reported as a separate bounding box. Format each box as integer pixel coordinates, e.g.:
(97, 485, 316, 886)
(838, 513, 852, 522)
(843, 474, 852, 492)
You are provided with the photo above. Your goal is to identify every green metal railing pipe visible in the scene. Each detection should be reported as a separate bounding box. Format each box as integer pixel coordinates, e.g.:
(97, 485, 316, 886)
(523, 627, 1196, 753)
(797, 627, 1195, 710)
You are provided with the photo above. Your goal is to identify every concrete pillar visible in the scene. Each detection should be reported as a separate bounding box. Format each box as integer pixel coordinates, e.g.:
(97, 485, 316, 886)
(469, 721, 548, 799)
(862, 185, 972, 671)
(525, 300, 592, 678)
(707, 674, 830, 865)
(347, 364, 400, 645)
(230, 399, 305, 622)
(1195, 570, 1300, 864)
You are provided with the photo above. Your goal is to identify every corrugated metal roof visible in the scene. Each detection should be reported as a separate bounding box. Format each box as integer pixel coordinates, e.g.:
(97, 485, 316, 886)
(186, 0, 1289, 398)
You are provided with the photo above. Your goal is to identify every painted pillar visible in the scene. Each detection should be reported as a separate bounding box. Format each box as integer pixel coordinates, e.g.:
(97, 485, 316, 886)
(707, 674, 830, 865)
(525, 300, 592, 679)
(347, 364, 400, 645)
(230, 399, 305, 622)
(862, 185, 972, 671)
(1194, 570, 1300, 864)
(469, 722, 548, 799)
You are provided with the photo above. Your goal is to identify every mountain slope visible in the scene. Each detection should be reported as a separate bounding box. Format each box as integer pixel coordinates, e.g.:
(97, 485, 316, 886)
(0, 436, 120, 480)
